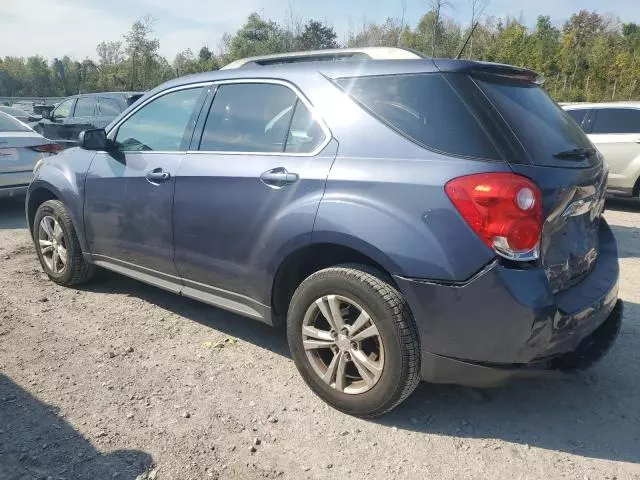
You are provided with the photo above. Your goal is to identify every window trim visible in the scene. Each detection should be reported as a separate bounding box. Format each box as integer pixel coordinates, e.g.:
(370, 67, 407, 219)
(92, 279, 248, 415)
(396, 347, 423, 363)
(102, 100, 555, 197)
(106, 82, 213, 154)
(188, 78, 332, 157)
(590, 107, 640, 135)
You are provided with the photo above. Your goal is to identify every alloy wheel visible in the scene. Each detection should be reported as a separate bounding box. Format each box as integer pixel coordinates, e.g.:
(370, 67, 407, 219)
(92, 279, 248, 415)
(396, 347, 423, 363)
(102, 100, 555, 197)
(302, 295, 385, 394)
(38, 215, 67, 274)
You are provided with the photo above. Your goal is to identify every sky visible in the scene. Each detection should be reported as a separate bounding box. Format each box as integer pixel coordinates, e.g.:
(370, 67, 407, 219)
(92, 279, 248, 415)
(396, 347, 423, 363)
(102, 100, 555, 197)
(2, 0, 640, 61)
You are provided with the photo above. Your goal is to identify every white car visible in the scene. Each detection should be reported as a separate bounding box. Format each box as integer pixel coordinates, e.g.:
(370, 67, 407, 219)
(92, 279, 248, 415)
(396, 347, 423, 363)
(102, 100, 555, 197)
(562, 102, 640, 198)
(0, 112, 60, 199)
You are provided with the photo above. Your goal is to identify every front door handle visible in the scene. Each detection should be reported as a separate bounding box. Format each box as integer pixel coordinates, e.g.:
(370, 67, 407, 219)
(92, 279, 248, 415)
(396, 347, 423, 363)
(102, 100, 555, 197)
(260, 168, 299, 188)
(146, 168, 171, 183)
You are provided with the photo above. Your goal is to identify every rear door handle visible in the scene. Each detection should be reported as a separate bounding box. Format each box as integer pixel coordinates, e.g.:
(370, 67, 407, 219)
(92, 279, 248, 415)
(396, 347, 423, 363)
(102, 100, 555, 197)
(260, 168, 299, 188)
(146, 168, 171, 183)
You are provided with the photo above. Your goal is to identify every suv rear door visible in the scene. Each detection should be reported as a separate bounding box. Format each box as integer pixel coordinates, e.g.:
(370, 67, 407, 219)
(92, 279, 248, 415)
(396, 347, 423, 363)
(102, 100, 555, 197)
(588, 107, 640, 193)
(172, 80, 337, 314)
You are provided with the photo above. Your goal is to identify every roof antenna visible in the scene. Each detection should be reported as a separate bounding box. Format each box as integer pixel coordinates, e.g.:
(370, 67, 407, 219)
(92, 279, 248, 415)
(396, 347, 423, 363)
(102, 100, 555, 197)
(456, 21, 479, 60)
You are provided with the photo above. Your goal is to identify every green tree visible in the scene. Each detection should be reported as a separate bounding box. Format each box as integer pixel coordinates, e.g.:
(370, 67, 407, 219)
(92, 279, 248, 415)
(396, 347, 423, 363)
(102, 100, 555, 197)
(123, 16, 161, 90)
(295, 20, 339, 50)
(227, 13, 288, 61)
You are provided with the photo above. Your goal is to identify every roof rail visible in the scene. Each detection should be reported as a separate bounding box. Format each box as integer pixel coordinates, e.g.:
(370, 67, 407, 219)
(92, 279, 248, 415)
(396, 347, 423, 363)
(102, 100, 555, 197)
(221, 47, 424, 70)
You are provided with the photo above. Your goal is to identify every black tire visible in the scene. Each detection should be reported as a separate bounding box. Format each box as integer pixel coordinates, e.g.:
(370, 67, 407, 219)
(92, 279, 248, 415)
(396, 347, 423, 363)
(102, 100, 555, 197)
(33, 200, 94, 286)
(287, 264, 421, 417)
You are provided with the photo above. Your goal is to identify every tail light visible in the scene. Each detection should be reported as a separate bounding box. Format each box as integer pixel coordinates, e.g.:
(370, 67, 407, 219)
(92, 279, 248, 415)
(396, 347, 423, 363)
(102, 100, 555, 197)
(29, 143, 62, 154)
(445, 172, 542, 261)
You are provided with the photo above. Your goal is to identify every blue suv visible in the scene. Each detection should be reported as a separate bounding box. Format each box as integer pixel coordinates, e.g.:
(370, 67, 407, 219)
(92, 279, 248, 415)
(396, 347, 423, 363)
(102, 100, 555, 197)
(27, 58, 622, 417)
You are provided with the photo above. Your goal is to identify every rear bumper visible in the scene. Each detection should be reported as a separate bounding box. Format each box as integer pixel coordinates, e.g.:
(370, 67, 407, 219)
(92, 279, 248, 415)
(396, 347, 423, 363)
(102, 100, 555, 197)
(395, 219, 621, 385)
(420, 300, 623, 387)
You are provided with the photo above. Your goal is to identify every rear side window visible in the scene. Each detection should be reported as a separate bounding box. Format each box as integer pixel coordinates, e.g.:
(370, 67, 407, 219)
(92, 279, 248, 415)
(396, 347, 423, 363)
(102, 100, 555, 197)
(199, 83, 308, 153)
(477, 78, 593, 165)
(74, 97, 97, 117)
(0, 112, 31, 132)
(335, 73, 501, 160)
(591, 108, 640, 134)
(99, 97, 122, 117)
(565, 109, 588, 127)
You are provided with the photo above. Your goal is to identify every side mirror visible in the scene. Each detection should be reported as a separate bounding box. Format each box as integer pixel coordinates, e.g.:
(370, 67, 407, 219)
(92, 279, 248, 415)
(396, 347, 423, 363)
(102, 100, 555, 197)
(41, 109, 51, 120)
(79, 129, 108, 151)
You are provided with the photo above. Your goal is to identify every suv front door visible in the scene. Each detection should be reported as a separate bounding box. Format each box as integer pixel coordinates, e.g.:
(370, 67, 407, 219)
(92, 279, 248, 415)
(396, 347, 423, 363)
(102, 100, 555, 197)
(84, 85, 208, 287)
(173, 81, 336, 317)
(589, 107, 640, 194)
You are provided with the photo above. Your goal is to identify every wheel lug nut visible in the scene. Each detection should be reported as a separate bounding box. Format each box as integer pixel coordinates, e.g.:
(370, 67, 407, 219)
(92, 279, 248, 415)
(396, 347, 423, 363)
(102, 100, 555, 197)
(350, 341, 358, 350)
(343, 352, 351, 360)
(330, 330, 337, 338)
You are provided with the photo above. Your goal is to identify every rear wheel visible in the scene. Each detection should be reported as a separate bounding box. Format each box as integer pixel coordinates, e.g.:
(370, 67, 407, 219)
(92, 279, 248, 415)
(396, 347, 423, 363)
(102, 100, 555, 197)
(33, 200, 94, 286)
(287, 265, 420, 417)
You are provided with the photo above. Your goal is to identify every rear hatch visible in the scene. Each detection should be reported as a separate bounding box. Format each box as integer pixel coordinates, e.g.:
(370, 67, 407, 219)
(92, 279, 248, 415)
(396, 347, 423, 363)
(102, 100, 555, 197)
(469, 70, 606, 293)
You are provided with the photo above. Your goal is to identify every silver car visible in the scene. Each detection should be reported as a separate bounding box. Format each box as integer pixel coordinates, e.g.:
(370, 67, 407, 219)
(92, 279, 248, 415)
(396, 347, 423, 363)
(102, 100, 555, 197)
(0, 112, 60, 199)
(563, 102, 640, 198)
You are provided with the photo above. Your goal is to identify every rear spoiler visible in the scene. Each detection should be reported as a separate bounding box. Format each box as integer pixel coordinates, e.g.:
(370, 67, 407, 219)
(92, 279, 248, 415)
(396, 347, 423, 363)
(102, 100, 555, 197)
(434, 59, 543, 85)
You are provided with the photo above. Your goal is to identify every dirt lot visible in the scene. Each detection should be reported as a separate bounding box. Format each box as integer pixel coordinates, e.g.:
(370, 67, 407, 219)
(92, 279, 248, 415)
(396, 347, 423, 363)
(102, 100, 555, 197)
(0, 197, 639, 480)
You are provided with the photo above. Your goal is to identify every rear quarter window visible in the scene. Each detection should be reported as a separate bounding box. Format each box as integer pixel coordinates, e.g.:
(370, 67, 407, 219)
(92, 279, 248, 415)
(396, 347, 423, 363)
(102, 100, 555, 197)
(335, 73, 502, 160)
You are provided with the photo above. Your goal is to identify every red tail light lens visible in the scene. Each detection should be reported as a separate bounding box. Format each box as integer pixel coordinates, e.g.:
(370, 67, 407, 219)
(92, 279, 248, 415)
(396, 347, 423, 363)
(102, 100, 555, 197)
(29, 143, 62, 154)
(445, 173, 542, 260)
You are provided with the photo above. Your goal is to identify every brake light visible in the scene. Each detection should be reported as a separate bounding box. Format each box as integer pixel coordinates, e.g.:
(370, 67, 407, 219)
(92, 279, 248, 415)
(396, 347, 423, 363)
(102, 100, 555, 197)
(29, 143, 62, 154)
(445, 173, 542, 261)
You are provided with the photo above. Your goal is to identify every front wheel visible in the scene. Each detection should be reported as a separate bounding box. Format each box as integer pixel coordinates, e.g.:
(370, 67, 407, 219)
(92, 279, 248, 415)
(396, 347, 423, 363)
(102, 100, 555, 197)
(33, 200, 94, 286)
(287, 265, 421, 417)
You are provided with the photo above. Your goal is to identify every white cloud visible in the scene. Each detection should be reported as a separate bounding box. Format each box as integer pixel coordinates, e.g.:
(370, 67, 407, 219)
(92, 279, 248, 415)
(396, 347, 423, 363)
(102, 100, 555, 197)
(0, 0, 134, 59)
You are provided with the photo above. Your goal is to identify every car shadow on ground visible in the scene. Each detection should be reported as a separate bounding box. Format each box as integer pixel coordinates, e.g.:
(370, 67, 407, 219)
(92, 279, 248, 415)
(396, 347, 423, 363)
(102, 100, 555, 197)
(606, 197, 640, 213)
(83, 270, 292, 358)
(0, 374, 153, 480)
(0, 198, 27, 230)
(376, 299, 640, 465)
(83, 272, 640, 465)
(610, 223, 640, 258)
(605, 199, 640, 259)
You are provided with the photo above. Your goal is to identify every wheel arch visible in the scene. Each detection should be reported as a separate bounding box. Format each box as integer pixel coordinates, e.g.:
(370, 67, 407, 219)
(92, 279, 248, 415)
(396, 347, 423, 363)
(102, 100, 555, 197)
(270, 238, 402, 321)
(27, 180, 88, 254)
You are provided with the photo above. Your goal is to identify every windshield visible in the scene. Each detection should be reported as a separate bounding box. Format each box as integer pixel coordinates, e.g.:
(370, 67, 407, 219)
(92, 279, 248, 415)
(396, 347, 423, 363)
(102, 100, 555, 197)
(0, 112, 32, 132)
(476, 77, 595, 167)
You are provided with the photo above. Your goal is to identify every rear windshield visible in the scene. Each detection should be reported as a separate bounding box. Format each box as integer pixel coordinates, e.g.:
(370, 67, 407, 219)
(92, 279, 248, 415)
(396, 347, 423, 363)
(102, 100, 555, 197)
(0, 112, 31, 132)
(335, 73, 502, 160)
(476, 78, 594, 166)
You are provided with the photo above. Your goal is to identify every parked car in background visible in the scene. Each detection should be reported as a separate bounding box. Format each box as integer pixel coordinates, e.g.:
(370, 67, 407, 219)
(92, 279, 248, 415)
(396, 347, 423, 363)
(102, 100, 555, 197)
(0, 112, 60, 199)
(0, 105, 41, 124)
(27, 55, 621, 416)
(563, 102, 640, 199)
(32, 92, 143, 148)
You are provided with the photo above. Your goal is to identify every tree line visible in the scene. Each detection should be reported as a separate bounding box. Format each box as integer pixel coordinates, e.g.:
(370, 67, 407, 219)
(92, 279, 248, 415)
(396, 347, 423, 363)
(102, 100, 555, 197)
(1, 7, 639, 103)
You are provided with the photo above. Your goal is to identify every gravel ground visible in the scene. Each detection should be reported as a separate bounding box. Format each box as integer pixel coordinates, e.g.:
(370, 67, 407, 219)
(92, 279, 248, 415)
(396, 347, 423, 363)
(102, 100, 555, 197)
(0, 197, 639, 480)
